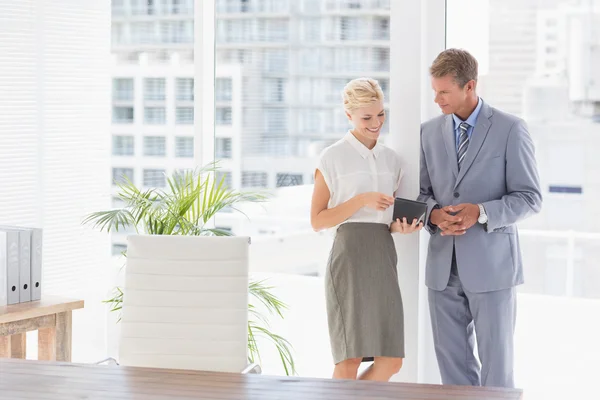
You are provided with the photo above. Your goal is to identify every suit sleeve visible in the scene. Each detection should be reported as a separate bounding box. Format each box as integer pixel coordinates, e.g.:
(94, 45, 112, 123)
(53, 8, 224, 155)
(482, 119, 542, 232)
(417, 126, 440, 235)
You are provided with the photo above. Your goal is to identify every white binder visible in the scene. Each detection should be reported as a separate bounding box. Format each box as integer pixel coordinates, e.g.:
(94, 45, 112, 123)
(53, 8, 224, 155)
(0, 226, 43, 302)
(0, 232, 7, 306)
(31, 228, 43, 301)
(0, 230, 20, 305)
(17, 230, 31, 302)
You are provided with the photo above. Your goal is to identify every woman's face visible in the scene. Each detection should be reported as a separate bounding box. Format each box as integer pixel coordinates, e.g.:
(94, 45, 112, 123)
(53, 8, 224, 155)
(346, 100, 385, 142)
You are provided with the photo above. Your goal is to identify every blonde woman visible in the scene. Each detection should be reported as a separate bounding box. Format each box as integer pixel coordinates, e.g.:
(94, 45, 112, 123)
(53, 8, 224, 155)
(311, 77, 423, 381)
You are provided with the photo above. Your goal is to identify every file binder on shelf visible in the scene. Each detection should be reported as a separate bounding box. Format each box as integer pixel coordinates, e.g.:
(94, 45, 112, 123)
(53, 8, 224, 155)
(18, 230, 31, 302)
(0, 225, 43, 303)
(0, 230, 20, 305)
(0, 232, 7, 306)
(30, 228, 43, 301)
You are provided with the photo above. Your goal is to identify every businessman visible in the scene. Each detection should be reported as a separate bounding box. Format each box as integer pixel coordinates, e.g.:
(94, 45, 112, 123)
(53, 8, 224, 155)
(418, 49, 542, 388)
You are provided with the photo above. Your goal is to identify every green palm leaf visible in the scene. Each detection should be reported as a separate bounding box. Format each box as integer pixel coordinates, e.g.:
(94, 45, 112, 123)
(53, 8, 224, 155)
(82, 209, 135, 234)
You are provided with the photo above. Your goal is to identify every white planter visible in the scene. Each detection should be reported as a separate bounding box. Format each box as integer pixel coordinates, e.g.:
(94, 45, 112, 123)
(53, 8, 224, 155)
(119, 234, 250, 373)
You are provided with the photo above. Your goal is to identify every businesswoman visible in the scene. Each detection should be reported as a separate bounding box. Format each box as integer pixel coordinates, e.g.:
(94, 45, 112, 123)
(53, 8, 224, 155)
(311, 77, 422, 381)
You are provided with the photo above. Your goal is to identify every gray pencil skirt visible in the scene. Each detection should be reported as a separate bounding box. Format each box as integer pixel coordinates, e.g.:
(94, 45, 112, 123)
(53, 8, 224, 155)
(326, 222, 405, 365)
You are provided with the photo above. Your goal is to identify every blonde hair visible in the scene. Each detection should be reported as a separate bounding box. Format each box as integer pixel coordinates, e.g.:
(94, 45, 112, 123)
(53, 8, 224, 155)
(342, 77, 384, 113)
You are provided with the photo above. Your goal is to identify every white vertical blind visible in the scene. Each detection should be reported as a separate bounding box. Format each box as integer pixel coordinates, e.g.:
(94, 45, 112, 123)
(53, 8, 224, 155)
(0, 0, 112, 361)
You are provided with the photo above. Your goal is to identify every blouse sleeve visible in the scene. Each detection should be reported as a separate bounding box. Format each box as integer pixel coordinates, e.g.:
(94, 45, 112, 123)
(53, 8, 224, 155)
(395, 168, 404, 191)
(394, 152, 404, 193)
(316, 150, 333, 194)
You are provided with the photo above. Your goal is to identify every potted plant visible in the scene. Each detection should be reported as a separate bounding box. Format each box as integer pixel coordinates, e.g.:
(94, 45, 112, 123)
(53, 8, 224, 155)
(83, 164, 296, 375)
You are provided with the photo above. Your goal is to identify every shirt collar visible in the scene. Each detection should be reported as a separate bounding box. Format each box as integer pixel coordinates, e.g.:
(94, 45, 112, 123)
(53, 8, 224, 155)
(452, 97, 483, 129)
(345, 131, 382, 159)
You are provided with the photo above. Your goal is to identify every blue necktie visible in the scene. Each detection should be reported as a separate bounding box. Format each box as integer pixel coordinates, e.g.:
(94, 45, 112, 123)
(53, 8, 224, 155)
(457, 122, 470, 170)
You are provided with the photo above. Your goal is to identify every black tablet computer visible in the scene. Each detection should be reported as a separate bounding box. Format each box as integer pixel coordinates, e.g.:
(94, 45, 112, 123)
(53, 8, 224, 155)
(392, 198, 428, 224)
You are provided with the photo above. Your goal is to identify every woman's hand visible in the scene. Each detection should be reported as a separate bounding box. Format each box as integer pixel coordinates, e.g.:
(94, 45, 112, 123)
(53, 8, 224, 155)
(362, 192, 394, 211)
(391, 217, 424, 234)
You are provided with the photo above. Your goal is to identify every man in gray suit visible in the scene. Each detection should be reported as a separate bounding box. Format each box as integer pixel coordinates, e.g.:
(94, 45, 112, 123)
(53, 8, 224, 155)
(418, 49, 542, 388)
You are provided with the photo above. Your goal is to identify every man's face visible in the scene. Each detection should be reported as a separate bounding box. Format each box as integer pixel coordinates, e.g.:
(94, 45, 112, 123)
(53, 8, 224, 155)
(431, 75, 475, 115)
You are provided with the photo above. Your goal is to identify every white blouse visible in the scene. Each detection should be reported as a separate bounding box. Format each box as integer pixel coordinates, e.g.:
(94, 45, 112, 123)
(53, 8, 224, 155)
(317, 131, 403, 227)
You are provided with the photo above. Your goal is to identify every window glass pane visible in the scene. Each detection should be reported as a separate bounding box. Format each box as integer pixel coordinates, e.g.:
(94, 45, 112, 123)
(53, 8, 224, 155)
(130, 22, 156, 44)
(176, 77, 194, 101)
(216, 107, 232, 125)
(242, 171, 268, 188)
(160, 21, 193, 43)
(112, 244, 127, 256)
(143, 136, 166, 156)
(113, 78, 134, 101)
(276, 173, 303, 187)
(113, 106, 134, 123)
(216, 78, 232, 101)
(161, 0, 194, 15)
(176, 107, 194, 124)
(144, 78, 166, 101)
(216, 137, 232, 159)
(175, 136, 194, 158)
(112, 167, 134, 185)
(215, 170, 232, 189)
(144, 107, 166, 124)
(113, 135, 135, 156)
(143, 168, 166, 187)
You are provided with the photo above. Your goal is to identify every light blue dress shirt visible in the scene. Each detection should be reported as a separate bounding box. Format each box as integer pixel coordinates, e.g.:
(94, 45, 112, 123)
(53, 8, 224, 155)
(452, 97, 483, 152)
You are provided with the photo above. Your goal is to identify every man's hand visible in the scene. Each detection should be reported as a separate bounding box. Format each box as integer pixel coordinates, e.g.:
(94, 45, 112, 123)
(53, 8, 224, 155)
(440, 203, 480, 236)
(430, 207, 464, 235)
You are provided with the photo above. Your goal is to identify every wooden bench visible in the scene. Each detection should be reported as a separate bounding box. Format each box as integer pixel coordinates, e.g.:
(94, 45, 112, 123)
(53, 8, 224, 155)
(0, 297, 84, 361)
(0, 358, 523, 399)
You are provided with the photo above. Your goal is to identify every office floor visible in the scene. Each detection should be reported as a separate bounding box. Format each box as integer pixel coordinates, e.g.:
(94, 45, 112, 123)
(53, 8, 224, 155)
(253, 273, 599, 400)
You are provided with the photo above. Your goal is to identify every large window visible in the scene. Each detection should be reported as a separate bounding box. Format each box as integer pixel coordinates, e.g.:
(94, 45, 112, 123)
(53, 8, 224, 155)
(447, 1, 600, 397)
(212, 0, 392, 378)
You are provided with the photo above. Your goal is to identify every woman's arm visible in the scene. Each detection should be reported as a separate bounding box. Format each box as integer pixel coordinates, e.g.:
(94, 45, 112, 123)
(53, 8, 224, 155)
(310, 169, 393, 232)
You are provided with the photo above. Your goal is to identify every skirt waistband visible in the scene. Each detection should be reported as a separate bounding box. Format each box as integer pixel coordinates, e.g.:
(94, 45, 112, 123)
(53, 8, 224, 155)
(337, 222, 390, 231)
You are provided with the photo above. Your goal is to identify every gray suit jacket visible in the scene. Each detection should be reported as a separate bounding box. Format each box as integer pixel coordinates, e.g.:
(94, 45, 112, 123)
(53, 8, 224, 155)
(418, 101, 542, 293)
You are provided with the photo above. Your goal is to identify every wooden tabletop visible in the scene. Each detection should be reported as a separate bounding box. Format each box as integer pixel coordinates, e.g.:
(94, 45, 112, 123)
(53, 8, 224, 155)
(0, 359, 523, 400)
(0, 297, 84, 324)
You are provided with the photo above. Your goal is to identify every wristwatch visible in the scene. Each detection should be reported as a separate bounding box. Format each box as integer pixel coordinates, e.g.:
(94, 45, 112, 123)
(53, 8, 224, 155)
(477, 204, 488, 225)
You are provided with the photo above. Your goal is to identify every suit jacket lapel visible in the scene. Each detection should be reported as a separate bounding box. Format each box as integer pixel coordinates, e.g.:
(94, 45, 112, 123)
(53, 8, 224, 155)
(441, 115, 458, 179)
(454, 102, 493, 189)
